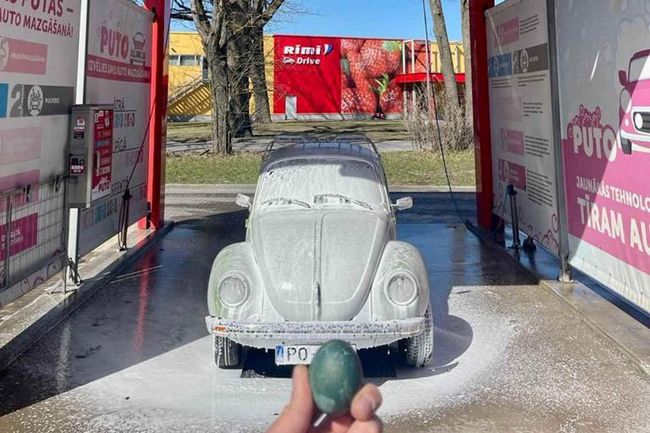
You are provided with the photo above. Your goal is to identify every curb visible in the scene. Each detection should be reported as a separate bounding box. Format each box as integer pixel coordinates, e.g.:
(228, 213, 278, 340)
(0, 222, 174, 372)
(465, 222, 649, 376)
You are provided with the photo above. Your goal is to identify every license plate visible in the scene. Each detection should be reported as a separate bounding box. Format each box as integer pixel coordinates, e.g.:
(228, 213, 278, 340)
(275, 344, 320, 365)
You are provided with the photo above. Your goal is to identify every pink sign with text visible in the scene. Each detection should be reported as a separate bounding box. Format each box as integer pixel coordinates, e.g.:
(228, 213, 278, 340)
(0, 213, 38, 261)
(500, 128, 525, 155)
(0, 37, 47, 75)
(563, 106, 650, 275)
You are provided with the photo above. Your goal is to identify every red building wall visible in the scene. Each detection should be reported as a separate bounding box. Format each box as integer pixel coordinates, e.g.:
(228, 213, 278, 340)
(273, 35, 404, 119)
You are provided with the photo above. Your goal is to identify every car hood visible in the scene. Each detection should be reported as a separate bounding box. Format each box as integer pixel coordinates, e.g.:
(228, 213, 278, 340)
(251, 210, 388, 321)
(628, 79, 650, 105)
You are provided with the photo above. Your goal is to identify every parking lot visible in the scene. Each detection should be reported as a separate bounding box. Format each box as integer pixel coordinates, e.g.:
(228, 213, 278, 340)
(0, 189, 648, 433)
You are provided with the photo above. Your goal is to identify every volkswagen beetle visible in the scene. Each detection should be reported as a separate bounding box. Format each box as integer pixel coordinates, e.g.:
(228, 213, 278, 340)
(205, 135, 432, 368)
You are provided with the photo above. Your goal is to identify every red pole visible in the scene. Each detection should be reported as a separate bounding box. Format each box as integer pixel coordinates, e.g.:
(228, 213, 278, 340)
(141, 0, 170, 229)
(469, 0, 495, 230)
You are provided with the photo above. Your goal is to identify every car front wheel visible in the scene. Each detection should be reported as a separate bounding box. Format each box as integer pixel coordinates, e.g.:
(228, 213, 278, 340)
(402, 305, 433, 368)
(213, 335, 241, 368)
(621, 138, 632, 155)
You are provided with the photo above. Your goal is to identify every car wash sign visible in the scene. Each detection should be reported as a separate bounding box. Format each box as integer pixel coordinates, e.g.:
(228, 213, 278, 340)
(80, 0, 152, 256)
(486, 0, 560, 255)
(555, 1, 650, 312)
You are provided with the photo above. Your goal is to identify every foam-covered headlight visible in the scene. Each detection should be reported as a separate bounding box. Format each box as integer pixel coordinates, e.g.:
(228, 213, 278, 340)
(218, 275, 249, 307)
(385, 273, 417, 305)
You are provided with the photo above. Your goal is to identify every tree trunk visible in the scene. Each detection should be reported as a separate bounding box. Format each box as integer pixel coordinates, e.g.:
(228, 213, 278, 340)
(227, 35, 253, 138)
(250, 27, 272, 123)
(207, 51, 232, 154)
(461, 0, 473, 129)
(428, 0, 460, 113)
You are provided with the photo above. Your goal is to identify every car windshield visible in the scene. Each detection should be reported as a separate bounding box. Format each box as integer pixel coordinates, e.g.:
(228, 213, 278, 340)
(256, 159, 385, 210)
(629, 55, 650, 82)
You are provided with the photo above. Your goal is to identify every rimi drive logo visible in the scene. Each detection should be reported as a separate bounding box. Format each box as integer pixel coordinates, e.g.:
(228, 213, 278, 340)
(282, 44, 333, 66)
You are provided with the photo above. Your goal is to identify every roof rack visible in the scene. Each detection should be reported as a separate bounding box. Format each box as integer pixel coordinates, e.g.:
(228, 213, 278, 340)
(263, 133, 380, 160)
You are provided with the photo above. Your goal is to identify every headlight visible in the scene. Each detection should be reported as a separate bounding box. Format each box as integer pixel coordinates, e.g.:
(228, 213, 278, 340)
(218, 275, 249, 307)
(385, 273, 418, 305)
(620, 89, 632, 113)
(634, 112, 644, 130)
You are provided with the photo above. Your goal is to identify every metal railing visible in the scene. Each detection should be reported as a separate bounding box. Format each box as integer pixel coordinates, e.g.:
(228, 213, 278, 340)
(0, 176, 67, 292)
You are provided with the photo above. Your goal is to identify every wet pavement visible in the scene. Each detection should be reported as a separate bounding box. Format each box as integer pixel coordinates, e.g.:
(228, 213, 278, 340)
(0, 191, 648, 432)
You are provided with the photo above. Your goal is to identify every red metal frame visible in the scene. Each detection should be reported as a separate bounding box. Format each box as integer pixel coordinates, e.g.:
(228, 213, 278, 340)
(141, 0, 170, 229)
(469, 0, 496, 229)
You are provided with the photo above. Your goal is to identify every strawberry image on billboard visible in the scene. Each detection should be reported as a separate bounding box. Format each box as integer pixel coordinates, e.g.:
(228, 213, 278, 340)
(341, 38, 403, 115)
(272, 35, 405, 119)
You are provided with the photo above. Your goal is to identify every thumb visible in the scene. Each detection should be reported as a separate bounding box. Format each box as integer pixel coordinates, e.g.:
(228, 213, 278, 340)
(266, 365, 315, 433)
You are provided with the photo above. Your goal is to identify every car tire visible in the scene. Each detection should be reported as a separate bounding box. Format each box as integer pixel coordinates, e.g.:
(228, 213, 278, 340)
(621, 138, 632, 155)
(213, 335, 241, 368)
(402, 305, 433, 368)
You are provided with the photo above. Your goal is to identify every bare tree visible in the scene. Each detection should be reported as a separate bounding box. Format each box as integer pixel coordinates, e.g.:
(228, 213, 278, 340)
(172, 0, 284, 153)
(461, 0, 472, 128)
(428, 0, 460, 113)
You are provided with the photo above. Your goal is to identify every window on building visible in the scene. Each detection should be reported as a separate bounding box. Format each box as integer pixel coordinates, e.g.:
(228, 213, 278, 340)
(169, 55, 180, 65)
(180, 55, 200, 66)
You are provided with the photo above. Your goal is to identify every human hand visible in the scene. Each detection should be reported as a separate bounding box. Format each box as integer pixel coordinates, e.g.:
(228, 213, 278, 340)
(266, 365, 383, 433)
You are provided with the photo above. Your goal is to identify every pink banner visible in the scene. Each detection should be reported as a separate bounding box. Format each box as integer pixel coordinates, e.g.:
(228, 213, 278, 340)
(563, 106, 650, 274)
(0, 127, 42, 165)
(497, 18, 519, 45)
(500, 128, 525, 155)
(86, 54, 151, 83)
(0, 36, 47, 75)
(0, 213, 38, 261)
(498, 159, 527, 190)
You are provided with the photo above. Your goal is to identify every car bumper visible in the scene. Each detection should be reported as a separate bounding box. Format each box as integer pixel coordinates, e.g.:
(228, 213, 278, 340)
(621, 129, 650, 144)
(205, 316, 425, 349)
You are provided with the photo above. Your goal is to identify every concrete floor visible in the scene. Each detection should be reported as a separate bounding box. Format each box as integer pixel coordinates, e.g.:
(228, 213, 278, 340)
(0, 191, 648, 432)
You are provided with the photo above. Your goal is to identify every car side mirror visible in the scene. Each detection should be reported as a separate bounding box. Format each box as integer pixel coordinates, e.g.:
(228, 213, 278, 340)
(393, 196, 413, 211)
(235, 193, 251, 209)
(619, 70, 628, 86)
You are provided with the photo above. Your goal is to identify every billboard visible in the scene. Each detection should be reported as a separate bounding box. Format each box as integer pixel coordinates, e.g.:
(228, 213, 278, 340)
(486, 0, 560, 254)
(341, 38, 403, 116)
(0, 0, 81, 275)
(273, 35, 403, 119)
(79, 0, 152, 256)
(555, 0, 650, 312)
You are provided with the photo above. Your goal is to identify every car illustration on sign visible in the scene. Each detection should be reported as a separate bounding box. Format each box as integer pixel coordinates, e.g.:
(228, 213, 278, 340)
(205, 134, 433, 368)
(619, 49, 650, 154)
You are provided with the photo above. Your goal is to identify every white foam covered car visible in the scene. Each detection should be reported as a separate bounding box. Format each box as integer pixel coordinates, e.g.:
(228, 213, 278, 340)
(205, 135, 432, 368)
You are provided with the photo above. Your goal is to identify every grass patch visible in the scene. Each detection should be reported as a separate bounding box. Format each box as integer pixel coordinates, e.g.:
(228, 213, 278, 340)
(166, 150, 475, 186)
(166, 153, 262, 184)
(382, 151, 475, 186)
(167, 120, 409, 143)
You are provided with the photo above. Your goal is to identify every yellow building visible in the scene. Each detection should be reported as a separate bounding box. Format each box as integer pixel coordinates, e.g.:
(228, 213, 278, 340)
(168, 32, 274, 121)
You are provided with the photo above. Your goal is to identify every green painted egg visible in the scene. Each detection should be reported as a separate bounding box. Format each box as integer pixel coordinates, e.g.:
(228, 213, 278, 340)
(308, 340, 363, 415)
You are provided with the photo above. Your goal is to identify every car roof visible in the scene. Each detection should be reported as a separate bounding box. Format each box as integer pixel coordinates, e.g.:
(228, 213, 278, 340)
(261, 133, 382, 171)
(631, 49, 650, 61)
